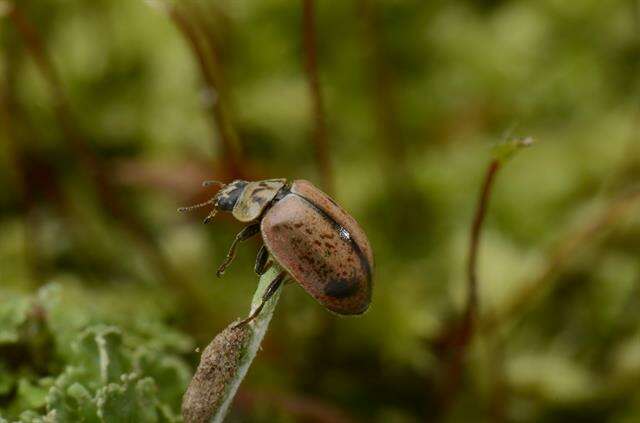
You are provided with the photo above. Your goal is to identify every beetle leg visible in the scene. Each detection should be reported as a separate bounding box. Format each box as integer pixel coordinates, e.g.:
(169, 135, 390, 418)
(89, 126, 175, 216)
(233, 271, 286, 328)
(254, 245, 270, 275)
(216, 223, 261, 277)
(203, 209, 218, 224)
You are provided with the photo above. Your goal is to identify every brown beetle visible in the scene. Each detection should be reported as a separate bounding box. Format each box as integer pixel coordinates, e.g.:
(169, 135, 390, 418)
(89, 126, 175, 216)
(179, 179, 373, 325)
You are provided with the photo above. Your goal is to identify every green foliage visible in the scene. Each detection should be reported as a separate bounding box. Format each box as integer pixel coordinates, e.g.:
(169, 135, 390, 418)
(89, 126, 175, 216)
(0, 286, 191, 422)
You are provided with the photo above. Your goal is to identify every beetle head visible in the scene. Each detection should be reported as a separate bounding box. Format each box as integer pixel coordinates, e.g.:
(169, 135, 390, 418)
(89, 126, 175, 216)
(178, 180, 249, 223)
(212, 180, 249, 211)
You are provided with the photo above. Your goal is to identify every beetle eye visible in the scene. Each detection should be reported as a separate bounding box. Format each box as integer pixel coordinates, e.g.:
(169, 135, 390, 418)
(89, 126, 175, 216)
(339, 227, 351, 241)
(215, 181, 248, 211)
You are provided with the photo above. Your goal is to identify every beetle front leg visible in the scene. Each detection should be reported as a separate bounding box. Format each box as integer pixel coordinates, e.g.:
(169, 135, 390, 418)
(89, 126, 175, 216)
(216, 223, 261, 277)
(254, 245, 272, 276)
(233, 271, 286, 328)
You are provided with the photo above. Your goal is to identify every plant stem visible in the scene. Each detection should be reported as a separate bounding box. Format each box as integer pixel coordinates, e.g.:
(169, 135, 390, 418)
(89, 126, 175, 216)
(436, 138, 532, 413)
(481, 188, 640, 333)
(301, 0, 333, 195)
(166, 2, 245, 179)
(440, 159, 501, 408)
(212, 265, 283, 422)
(357, 0, 407, 180)
(182, 265, 284, 423)
(465, 160, 500, 337)
(7, 1, 215, 330)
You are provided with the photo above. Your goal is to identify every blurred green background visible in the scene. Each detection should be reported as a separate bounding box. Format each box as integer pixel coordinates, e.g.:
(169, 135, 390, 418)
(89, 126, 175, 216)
(1, 0, 640, 422)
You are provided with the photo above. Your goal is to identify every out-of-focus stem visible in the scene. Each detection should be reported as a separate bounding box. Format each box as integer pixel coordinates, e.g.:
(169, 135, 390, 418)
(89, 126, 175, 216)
(301, 0, 333, 195)
(357, 0, 407, 180)
(437, 138, 532, 413)
(481, 188, 640, 333)
(0, 30, 41, 285)
(166, 3, 245, 179)
(464, 161, 500, 341)
(6, 2, 214, 327)
(440, 159, 501, 408)
(5, 3, 96, 174)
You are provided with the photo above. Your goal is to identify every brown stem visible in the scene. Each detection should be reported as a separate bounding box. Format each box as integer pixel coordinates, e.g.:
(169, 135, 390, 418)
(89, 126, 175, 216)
(440, 160, 501, 409)
(482, 188, 640, 333)
(7, 2, 214, 328)
(183, 2, 233, 112)
(7, 3, 129, 226)
(0, 32, 41, 286)
(166, 3, 245, 179)
(301, 0, 333, 195)
(357, 0, 406, 179)
(477, 188, 640, 421)
(6, 4, 98, 174)
(465, 161, 500, 332)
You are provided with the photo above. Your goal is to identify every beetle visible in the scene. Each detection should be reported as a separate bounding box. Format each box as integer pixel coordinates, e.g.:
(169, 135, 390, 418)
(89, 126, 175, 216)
(179, 179, 373, 326)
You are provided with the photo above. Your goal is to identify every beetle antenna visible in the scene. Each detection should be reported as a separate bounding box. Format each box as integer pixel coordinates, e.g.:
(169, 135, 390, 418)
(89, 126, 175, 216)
(202, 180, 225, 188)
(177, 198, 214, 213)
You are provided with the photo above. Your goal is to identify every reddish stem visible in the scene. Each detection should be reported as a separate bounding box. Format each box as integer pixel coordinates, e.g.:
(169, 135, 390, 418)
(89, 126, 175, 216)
(440, 159, 501, 409)
(301, 0, 333, 195)
(482, 188, 640, 333)
(167, 3, 245, 179)
(6, 2, 214, 328)
(358, 0, 407, 178)
(466, 160, 501, 332)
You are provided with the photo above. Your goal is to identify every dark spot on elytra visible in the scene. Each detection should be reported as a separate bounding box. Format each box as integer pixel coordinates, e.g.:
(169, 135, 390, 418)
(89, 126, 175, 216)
(314, 240, 322, 247)
(324, 278, 359, 299)
(294, 222, 304, 228)
(320, 233, 335, 239)
(324, 242, 334, 249)
(305, 228, 313, 235)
